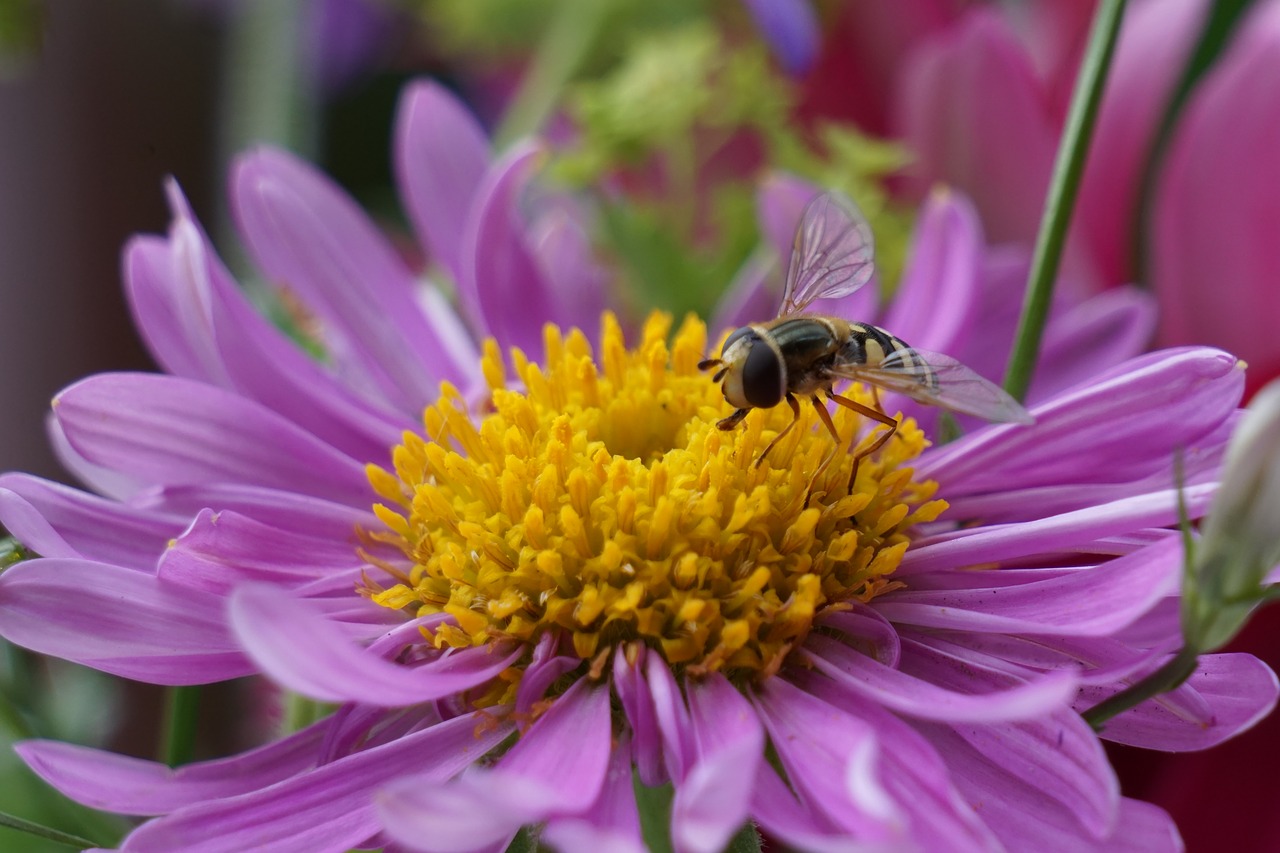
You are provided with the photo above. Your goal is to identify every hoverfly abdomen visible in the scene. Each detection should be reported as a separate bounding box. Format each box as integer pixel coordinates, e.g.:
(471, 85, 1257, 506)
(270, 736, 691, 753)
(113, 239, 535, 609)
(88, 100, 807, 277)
(844, 323, 940, 393)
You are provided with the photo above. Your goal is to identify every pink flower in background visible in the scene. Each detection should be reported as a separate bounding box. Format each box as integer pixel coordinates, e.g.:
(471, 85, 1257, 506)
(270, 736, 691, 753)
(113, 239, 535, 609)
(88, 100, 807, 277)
(889, 0, 1280, 391)
(1150, 0, 1280, 392)
(892, 0, 1202, 283)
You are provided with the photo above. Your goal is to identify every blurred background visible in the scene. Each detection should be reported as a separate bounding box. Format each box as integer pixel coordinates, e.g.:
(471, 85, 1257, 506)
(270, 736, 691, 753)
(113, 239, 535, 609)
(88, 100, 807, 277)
(2, 0, 1279, 849)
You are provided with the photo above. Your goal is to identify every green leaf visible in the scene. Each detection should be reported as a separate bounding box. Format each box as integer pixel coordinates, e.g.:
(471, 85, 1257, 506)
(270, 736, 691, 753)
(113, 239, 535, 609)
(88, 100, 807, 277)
(503, 824, 538, 853)
(633, 775, 675, 853)
(724, 822, 763, 853)
(161, 685, 201, 767)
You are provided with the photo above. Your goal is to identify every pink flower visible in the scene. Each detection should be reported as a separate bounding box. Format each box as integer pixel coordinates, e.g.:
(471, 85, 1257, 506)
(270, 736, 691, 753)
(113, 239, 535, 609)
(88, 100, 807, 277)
(1, 80, 1274, 852)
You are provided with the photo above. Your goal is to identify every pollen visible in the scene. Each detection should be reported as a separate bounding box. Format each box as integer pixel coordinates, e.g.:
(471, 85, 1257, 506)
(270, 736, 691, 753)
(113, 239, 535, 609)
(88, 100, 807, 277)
(365, 312, 944, 679)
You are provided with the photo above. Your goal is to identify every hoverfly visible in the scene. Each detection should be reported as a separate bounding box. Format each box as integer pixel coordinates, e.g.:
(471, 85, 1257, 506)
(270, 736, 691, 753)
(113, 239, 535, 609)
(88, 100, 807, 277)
(699, 191, 1032, 491)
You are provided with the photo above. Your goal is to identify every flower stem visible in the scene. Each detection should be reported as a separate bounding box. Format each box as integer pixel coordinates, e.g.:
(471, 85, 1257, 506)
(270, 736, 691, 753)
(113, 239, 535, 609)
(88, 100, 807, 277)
(160, 685, 201, 767)
(0, 810, 101, 850)
(1082, 645, 1200, 730)
(493, 0, 611, 149)
(1002, 0, 1129, 403)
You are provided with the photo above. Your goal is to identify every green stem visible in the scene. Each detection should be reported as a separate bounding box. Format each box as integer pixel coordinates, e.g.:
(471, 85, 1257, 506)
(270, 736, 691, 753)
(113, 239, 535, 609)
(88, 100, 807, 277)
(160, 685, 201, 767)
(216, 0, 315, 277)
(493, 0, 611, 148)
(0, 810, 101, 850)
(1002, 0, 1129, 402)
(1082, 645, 1199, 730)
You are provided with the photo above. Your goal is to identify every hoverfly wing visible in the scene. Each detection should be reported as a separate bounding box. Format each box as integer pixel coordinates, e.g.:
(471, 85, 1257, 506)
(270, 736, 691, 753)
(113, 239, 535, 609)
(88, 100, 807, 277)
(779, 192, 876, 317)
(836, 348, 1034, 425)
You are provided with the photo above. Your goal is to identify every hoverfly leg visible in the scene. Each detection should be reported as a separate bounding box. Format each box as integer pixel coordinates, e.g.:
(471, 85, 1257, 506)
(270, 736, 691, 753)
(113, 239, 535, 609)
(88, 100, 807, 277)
(756, 394, 802, 467)
(805, 395, 843, 505)
(716, 408, 751, 431)
(828, 391, 899, 495)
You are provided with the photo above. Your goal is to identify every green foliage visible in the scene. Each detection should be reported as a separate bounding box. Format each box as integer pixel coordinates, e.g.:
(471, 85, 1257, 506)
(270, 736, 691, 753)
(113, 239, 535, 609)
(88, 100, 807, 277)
(0, 537, 33, 570)
(550, 24, 914, 319)
(0, 655, 128, 851)
(0, 0, 41, 77)
(420, 0, 711, 71)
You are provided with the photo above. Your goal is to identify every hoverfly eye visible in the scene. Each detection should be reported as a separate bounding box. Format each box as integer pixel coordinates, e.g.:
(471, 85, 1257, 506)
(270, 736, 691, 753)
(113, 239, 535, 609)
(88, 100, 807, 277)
(721, 326, 754, 356)
(741, 340, 785, 408)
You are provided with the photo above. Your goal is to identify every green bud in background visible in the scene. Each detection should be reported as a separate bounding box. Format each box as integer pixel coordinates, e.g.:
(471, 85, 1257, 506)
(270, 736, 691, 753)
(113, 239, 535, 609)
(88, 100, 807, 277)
(1183, 377, 1280, 652)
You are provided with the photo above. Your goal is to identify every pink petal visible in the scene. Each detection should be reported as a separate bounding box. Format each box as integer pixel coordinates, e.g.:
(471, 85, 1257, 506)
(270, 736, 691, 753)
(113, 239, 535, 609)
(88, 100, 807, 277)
(894, 10, 1056, 246)
(136, 482, 375, 538)
(1031, 286, 1158, 404)
(377, 679, 612, 851)
(1085, 652, 1279, 751)
(515, 631, 580, 715)
(899, 485, 1214, 575)
(752, 678, 902, 843)
(0, 558, 249, 683)
(232, 147, 476, 412)
(158, 508, 366, 594)
(155, 182, 408, 462)
(613, 644, 665, 786)
(458, 142, 560, 358)
(921, 725, 1172, 851)
(801, 632, 1079, 722)
(394, 80, 492, 283)
(47, 413, 144, 502)
(542, 733, 645, 853)
(920, 347, 1243, 498)
(884, 535, 1183, 635)
(0, 474, 180, 567)
(123, 234, 227, 385)
(708, 249, 777, 336)
(881, 188, 981, 354)
(798, 0, 969, 135)
(527, 198, 611, 337)
(229, 584, 520, 705)
(673, 674, 764, 853)
(901, 638, 1119, 837)
(53, 373, 371, 506)
(817, 603, 902, 668)
(1075, 0, 1210, 286)
(789, 669, 1005, 851)
(122, 710, 512, 853)
(16, 717, 333, 814)
(645, 648, 694, 782)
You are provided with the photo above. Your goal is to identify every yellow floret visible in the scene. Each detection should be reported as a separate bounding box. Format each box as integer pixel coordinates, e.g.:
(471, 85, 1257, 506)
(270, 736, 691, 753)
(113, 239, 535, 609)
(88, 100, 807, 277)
(363, 312, 943, 679)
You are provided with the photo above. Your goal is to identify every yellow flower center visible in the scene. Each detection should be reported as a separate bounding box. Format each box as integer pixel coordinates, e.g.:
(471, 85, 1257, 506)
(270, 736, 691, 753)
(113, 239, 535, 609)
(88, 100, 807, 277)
(365, 312, 944, 681)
